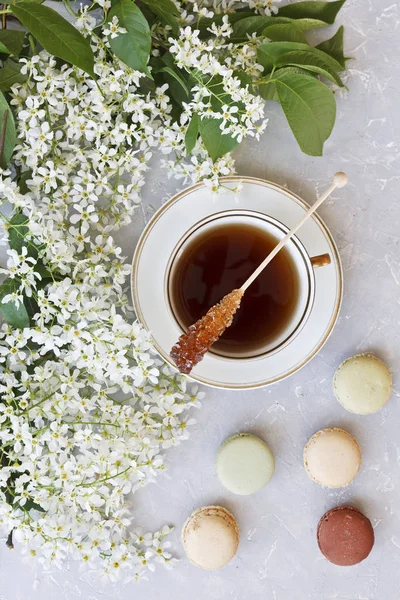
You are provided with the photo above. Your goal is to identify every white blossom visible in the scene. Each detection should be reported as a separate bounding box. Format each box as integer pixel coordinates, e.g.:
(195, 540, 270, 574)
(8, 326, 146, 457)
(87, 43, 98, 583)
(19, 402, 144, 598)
(0, 12, 205, 582)
(0, 0, 280, 581)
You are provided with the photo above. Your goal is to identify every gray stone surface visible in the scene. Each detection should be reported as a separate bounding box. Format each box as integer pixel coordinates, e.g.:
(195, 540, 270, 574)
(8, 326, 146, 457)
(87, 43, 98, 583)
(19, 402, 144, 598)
(1, 0, 400, 597)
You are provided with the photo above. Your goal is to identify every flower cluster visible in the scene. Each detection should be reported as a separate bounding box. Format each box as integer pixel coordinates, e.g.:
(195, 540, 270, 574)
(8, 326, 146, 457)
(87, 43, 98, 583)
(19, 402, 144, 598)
(0, 27, 206, 582)
(0, 0, 280, 582)
(169, 23, 267, 135)
(74, 3, 268, 192)
(160, 17, 268, 190)
(182, 0, 281, 18)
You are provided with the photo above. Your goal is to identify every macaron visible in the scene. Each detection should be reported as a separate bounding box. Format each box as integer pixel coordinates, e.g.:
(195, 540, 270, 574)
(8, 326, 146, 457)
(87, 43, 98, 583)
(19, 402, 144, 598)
(304, 428, 361, 488)
(333, 353, 392, 415)
(216, 433, 275, 495)
(317, 506, 374, 566)
(182, 506, 239, 570)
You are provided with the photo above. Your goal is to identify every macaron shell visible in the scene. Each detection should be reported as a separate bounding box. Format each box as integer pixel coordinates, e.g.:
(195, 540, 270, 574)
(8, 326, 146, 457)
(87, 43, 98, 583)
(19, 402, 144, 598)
(216, 433, 275, 495)
(182, 506, 239, 570)
(334, 353, 392, 415)
(317, 506, 374, 566)
(304, 428, 362, 488)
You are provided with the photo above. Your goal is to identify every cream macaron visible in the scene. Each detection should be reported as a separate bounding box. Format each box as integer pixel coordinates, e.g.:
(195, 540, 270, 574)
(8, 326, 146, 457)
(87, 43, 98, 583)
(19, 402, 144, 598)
(333, 353, 392, 415)
(216, 433, 275, 495)
(304, 428, 362, 488)
(182, 506, 239, 570)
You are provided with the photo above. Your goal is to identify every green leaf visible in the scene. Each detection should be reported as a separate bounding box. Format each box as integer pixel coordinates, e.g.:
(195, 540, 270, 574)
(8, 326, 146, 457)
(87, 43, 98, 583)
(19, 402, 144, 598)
(231, 15, 292, 40)
(108, 0, 151, 74)
(0, 30, 25, 56)
(275, 49, 345, 85)
(278, 0, 346, 24)
(258, 41, 310, 71)
(257, 66, 313, 100)
(234, 69, 253, 87)
(23, 294, 39, 319)
(8, 210, 44, 259)
(285, 17, 333, 30)
(18, 170, 32, 194)
(199, 117, 239, 161)
(160, 51, 175, 68)
(185, 113, 199, 154)
(140, 0, 179, 32)
(281, 62, 340, 85)
(233, 69, 254, 95)
(316, 25, 349, 68)
(139, 75, 156, 95)
(157, 55, 192, 106)
(263, 23, 307, 43)
(167, 101, 183, 124)
(34, 262, 53, 280)
(274, 72, 336, 155)
(0, 92, 16, 168)
(161, 66, 189, 99)
(0, 60, 27, 91)
(137, 1, 157, 26)
(263, 17, 329, 42)
(258, 79, 278, 101)
(10, 2, 95, 77)
(0, 41, 10, 56)
(149, 55, 164, 73)
(209, 75, 233, 110)
(0, 278, 30, 328)
(153, 54, 186, 117)
(8, 212, 29, 254)
(19, 498, 45, 513)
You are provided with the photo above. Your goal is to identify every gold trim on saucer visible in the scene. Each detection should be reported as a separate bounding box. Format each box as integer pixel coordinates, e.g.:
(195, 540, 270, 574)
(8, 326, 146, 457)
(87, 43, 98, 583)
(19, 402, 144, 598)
(131, 176, 343, 390)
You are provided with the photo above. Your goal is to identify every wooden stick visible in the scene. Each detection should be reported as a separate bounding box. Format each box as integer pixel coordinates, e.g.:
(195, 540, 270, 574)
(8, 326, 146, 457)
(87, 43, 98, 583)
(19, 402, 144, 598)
(240, 172, 348, 293)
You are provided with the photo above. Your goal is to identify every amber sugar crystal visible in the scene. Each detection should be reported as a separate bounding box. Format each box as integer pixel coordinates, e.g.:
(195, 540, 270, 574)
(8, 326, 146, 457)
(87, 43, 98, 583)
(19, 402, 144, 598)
(170, 289, 244, 374)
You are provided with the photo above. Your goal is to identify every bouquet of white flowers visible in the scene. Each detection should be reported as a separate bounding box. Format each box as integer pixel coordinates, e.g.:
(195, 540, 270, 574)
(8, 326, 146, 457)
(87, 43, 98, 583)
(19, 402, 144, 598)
(0, 0, 349, 582)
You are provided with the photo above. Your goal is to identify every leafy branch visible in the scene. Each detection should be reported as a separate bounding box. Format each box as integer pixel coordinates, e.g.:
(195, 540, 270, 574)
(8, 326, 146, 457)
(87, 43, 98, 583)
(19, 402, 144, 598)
(0, 0, 351, 162)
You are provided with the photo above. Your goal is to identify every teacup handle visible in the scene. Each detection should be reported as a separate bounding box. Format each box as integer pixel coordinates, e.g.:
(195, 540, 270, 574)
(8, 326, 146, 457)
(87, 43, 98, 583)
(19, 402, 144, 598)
(311, 253, 331, 268)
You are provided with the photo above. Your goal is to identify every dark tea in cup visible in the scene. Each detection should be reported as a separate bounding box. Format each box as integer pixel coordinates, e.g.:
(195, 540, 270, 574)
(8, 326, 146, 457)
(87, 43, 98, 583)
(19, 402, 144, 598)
(168, 218, 303, 358)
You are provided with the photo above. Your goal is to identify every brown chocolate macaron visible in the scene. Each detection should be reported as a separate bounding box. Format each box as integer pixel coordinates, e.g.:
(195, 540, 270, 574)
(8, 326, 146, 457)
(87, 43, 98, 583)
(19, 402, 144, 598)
(317, 506, 374, 566)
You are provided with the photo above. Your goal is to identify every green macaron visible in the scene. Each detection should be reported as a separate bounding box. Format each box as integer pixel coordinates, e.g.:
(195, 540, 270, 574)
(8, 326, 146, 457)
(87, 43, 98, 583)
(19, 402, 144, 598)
(216, 433, 275, 495)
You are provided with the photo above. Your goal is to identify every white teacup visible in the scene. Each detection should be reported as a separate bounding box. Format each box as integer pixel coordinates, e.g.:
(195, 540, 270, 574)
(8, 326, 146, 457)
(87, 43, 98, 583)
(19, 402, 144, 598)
(165, 210, 331, 360)
(132, 176, 342, 389)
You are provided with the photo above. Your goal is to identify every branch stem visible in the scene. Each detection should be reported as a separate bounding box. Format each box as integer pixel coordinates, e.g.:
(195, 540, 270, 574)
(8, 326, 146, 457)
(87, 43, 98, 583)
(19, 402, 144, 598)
(0, 109, 8, 167)
(6, 529, 14, 550)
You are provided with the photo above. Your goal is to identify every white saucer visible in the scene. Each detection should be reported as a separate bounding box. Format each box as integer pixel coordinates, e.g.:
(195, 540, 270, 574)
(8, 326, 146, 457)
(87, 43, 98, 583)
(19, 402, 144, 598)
(131, 177, 343, 389)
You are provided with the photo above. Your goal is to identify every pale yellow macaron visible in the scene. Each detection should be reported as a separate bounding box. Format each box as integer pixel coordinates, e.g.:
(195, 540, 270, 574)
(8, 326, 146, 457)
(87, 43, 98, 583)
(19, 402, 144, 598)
(333, 353, 392, 415)
(304, 428, 362, 488)
(182, 506, 239, 570)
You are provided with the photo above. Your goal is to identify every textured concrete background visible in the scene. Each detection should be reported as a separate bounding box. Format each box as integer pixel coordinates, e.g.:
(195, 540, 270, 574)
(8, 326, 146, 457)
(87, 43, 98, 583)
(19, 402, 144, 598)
(1, 0, 400, 597)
